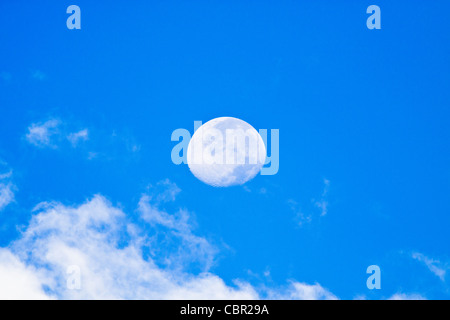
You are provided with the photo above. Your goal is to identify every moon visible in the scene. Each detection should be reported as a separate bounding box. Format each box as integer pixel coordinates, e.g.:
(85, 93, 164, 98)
(187, 117, 266, 187)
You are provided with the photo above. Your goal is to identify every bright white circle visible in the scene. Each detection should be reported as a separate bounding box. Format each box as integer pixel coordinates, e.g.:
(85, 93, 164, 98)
(187, 117, 266, 187)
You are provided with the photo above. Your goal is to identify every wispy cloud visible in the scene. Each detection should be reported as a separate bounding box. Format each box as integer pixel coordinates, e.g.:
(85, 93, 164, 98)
(67, 129, 89, 146)
(288, 199, 312, 226)
(0, 180, 337, 299)
(388, 293, 426, 300)
(412, 252, 447, 281)
(267, 281, 338, 300)
(25, 118, 140, 162)
(147, 179, 181, 203)
(289, 178, 331, 226)
(138, 187, 216, 271)
(0, 184, 14, 212)
(0, 163, 15, 211)
(242, 186, 267, 194)
(314, 178, 330, 216)
(0, 170, 12, 180)
(26, 118, 90, 150)
(25, 119, 60, 148)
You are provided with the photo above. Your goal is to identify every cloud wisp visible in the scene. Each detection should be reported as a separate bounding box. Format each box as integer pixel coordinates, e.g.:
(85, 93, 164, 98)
(0, 163, 15, 212)
(388, 293, 426, 300)
(267, 281, 337, 300)
(25, 119, 61, 148)
(0, 180, 338, 300)
(67, 129, 89, 146)
(25, 118, 91, 150)
(289, 178, 330, 226)
(314, 178, 330, 217)
(24, 118, 141, 162)
(412, 252, 447, 282)
(0, 183, 14, 212)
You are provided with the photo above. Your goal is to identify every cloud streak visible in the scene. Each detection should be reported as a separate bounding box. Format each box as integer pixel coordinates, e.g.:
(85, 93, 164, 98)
(0, 183, 14, 212)
(289, 178, 331, 226)
(388, 293, 426, 300)
(0, 163, 14, 211)
(314, 178, 330, 216)
(412, 252, 447, 281)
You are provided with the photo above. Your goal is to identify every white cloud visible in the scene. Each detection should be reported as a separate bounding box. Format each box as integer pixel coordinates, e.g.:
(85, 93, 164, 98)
(138, 192, 216, 271)
(289, 178, 331, 226)
(288, 199, 312, 226)
(163, 276, 258, 300)
(26, 119, 90, 150)
(0, 164, 14, 211)
(25, 119, 141, 161)
(388, 293, 426, 300)
(267, 281, 338, 300)
(0, 181, 337, 300)
(0, 170, 12, 180)
(9, 193, 221, 299)
(0, 249, 51, 300)
(26, 119, 60, 148)
(412, 252, 446, 281)
(242, 186, 267, 194)
(314, 178, 329, 216)
(0, 183, 14, 211)
(67, 129, 89, 146)
(148, 179, 181, 203)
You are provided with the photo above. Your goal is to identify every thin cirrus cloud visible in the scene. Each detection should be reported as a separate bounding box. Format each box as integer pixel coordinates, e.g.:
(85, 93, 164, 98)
(412, 252, 447, 282)
(67, 129, 89, 146)
(25, 119, 61, 148)
(314, 178, 330, 217)
(25, 119, 88, 149)
(388, 293, 427, 300)
(288, 178, 330, 226)
(138, 194, 217, 271)
(24, 118, 140, 161)
(0, 183, 14, 212)
(288, 199, 312, 226)
(0, 163, 14, 212)
(0, 180, 338, 300)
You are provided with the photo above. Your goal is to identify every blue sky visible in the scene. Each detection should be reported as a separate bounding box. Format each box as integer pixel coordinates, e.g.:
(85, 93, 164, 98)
(0, 0, 449, 299)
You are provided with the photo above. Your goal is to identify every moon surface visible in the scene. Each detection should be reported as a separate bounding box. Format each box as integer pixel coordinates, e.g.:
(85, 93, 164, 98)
(187, 117, 266, 187)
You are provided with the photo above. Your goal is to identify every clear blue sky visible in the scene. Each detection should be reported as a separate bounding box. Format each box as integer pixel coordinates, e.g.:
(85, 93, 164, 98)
(0, 1, 449, 299)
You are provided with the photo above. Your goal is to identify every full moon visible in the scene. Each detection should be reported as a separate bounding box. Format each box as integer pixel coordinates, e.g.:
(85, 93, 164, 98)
(187, 117, 266, 187)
